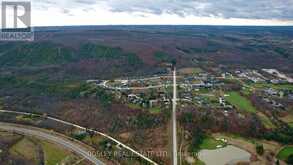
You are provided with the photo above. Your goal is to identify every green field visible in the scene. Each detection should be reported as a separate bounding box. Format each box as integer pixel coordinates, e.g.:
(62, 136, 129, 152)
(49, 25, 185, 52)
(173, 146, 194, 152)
(277, 146, 293, 160)
(10, 138, 39, 163)
(149, 107, 161, 114)
(199, 137, 227, 150)
(42, 141, 69, 165)
(226, 92, 257, 113)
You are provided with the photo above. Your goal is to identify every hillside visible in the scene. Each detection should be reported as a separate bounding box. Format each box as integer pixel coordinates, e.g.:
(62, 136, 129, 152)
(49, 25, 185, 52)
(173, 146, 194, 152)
(1, 26, 292, 80)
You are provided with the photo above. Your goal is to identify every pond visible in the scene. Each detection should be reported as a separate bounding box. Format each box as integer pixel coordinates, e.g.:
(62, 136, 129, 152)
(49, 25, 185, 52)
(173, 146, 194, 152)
(198, 145, 251, 165)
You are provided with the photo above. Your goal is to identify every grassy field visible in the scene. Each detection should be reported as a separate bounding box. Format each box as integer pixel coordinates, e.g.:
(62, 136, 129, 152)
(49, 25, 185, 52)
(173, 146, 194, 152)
(178, 67, 202, 75)
(257, 112, 276, 129)
(149, 107, 161, 114)
(41, 141, 69, 165)
(277, 146, 293, 161)
(199, 137, 226, 150)
(10, 138, 39, 163)
(253, 83, 293, 90)
(0, 130, 79, 165)
(280, 114, 293, 126)
(226, 92, 257, 113)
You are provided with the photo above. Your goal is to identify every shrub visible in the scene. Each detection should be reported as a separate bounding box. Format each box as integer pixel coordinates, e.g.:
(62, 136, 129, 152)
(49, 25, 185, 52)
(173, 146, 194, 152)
(287, 154, 293, 164)
(256, 144, 264, 155)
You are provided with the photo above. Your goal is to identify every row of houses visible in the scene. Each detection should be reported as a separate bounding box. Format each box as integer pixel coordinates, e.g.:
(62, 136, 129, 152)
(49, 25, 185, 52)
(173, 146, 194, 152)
(127, 92, 171, 109)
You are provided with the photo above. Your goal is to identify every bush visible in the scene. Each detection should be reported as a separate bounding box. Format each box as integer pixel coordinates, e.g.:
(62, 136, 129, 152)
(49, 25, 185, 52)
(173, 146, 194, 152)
(72, 132, 87, 141)
(189, 127, 205, 153)
(287, 154, 293, 164)
(95, 88, 113, 109)
(256, 144, 264, 155)
(276, 159, 280, 165)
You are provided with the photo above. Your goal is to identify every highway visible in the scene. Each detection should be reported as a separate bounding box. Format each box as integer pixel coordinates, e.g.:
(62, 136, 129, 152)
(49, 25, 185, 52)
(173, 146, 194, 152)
(0, 122, 104, 165)
(0, 110, 158, 165)
(172, 68, 178, 165)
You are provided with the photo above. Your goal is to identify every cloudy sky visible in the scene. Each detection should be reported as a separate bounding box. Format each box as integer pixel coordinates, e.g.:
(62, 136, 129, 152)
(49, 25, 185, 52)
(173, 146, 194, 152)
(29, 0, 293, 26)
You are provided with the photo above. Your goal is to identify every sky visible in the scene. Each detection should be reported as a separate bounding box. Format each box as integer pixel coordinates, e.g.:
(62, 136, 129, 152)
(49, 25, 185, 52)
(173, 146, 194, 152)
(19, 0, 293, 26)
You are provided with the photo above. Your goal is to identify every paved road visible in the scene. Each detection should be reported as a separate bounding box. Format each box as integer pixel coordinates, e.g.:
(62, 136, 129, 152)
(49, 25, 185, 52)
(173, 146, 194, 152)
(101, 81, 169, 90)
(100, 80, 203, 91)
(103, 74, 180, 82)
(0, 122, 104, 165)
(172, 68, 178, 165)
(0, 110, 158, 165)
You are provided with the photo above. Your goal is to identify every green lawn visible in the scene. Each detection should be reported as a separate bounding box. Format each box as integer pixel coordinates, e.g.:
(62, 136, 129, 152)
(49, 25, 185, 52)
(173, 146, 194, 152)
(277, 146, 293, 160)
(226, 92, 257, 113)
(149, 107, 161, 114)
(199, 137, 226, 150)
(178, 67, 202, 75)
(41, 141, 69, 165)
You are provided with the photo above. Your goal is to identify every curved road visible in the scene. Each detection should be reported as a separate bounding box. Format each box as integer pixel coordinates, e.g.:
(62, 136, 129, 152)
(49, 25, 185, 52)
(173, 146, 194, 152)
(0, 110, 158, 165)
(0, 122, 104, 165)
(100, 80, 203, 91)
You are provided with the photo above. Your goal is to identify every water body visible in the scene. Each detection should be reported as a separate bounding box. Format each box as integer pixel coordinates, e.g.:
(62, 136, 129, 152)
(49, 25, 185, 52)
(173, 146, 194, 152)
(198, 145, 251, 165)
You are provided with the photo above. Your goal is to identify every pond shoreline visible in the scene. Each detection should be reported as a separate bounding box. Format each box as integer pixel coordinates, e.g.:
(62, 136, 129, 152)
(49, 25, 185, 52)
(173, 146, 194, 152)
(198, 145, 251, 165)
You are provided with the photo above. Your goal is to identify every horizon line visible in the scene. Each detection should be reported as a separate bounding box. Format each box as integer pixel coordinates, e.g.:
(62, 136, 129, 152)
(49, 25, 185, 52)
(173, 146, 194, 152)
(32, 24, 293, 28)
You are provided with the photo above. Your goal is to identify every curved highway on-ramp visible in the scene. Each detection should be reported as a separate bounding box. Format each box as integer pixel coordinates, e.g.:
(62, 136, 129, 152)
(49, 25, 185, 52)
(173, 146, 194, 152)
(0, 110, 158, 165)
(0, 122, 104, 165)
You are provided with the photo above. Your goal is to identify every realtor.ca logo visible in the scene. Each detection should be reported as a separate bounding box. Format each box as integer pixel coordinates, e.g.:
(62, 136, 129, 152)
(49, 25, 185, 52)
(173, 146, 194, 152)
(1, 1, 34, 41)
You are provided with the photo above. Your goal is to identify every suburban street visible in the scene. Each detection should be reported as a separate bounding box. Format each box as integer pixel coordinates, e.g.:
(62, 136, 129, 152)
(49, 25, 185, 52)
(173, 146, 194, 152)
(97, 79, 208, 91)
(172, 67, 178, 165)
(0, 122, 104, 165)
